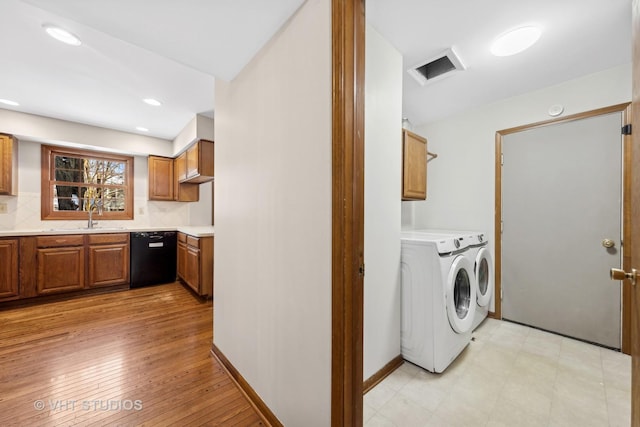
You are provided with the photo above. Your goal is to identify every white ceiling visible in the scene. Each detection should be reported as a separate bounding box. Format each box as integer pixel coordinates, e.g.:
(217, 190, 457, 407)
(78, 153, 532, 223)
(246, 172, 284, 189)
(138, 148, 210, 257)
(0, 0, 632, 141)
(368, 0, 631, 127)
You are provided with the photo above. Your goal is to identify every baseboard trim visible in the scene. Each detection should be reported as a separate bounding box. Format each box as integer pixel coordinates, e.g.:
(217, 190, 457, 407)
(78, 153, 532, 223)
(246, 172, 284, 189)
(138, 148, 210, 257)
(362, 355, 404, 395)
(210, 344, 283, 427)
(488, 310, 497, 319)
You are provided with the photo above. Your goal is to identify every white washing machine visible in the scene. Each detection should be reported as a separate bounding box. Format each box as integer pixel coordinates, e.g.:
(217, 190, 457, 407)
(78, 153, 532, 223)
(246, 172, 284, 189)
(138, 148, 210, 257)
(413, 229, 494, 331)
(400, 231, 476, 373)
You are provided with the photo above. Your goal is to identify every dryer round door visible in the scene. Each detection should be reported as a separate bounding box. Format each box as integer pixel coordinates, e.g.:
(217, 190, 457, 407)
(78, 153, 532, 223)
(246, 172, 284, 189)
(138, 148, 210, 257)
(475, 247, 494, 308)
(446, 255, 476, 333)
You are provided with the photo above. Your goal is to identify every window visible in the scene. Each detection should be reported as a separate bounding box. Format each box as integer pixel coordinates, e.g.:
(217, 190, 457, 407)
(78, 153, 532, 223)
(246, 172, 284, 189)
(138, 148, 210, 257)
(41, 145, 134, 220)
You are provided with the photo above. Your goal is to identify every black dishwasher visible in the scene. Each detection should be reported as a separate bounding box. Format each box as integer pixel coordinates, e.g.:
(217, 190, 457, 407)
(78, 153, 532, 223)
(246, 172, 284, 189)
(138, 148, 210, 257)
(130, 231, 177, 288)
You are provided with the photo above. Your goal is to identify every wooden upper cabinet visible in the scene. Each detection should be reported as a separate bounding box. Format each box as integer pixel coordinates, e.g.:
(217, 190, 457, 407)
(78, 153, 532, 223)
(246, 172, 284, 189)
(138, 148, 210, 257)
(0, 239, 19, 300)
(0, 134, 18, 196)
(402, 130, 428, 201)
(148, 156, 174, 201)
(182, 140, 214, 184)
(174, 154, 199, 202)
(176, 152, 188, 182)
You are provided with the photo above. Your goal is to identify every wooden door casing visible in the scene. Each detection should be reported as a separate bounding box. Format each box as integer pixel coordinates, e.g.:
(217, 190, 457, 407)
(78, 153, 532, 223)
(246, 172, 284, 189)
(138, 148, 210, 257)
(629, 0, 640, 423)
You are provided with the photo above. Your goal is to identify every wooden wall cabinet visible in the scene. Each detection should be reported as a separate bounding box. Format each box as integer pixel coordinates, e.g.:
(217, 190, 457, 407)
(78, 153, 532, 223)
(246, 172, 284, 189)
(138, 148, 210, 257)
(176, 152, 188, 182)
(148, 140, 213, 202)
(148, 156, 175, 201)
(36, 235, 85, 295)
(181, 140, 214, 184)
(174, 154, 199, 202)
(402, 130, 428, 201)
(148, 154, 199, 202)
(177, 232, 213, 297)
(87, 233, 130, 288)
(0, 239, 19, 300)
(0, 134, 18, 195)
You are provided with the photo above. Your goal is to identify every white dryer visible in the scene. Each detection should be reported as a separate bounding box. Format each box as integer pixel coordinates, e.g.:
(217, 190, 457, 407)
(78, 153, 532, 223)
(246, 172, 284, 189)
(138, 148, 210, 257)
(413, 229, 494, 331)
(400, 231, 476, 373)
(466, 232, 493, 330)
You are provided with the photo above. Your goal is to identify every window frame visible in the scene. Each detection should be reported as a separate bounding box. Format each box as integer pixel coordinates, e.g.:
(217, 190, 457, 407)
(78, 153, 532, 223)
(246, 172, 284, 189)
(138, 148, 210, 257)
(41, 144, 134, 220)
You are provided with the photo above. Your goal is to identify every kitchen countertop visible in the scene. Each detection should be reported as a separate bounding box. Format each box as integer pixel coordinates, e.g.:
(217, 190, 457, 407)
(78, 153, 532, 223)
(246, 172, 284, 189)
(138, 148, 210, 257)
(0, 226, 214, 238)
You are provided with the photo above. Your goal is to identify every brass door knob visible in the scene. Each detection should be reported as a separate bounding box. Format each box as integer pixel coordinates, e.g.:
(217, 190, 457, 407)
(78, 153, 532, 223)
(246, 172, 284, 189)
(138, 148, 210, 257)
(602, 239, 615, 248)
(610, 268, 637, 286)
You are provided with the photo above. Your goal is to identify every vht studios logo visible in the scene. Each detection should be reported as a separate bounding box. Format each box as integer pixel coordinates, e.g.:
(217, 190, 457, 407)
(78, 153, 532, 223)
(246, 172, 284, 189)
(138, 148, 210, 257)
(34, 399, 143, 412)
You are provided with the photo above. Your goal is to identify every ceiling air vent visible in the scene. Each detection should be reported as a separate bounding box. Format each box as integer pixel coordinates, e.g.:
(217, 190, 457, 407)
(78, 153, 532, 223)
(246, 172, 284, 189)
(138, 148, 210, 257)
(407, 47, 466, 86)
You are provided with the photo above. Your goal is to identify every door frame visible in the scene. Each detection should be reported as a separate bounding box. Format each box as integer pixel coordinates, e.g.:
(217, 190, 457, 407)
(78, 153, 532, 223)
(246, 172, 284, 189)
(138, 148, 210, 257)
(494, 102, 632, 354)
(331, 0, 365, 425)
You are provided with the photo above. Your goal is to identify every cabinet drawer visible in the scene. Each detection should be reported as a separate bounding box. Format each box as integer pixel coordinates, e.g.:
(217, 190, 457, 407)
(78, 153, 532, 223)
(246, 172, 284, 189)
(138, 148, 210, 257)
(87, 233, 129, 245)
(36, 235, 84, 248)
(186, 235, 200, 248)
(178, 232, 187, 244)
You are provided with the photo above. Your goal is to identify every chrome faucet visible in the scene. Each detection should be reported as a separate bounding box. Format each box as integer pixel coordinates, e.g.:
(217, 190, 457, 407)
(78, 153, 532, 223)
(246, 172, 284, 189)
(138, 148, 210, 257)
(87, 198, 103, 229)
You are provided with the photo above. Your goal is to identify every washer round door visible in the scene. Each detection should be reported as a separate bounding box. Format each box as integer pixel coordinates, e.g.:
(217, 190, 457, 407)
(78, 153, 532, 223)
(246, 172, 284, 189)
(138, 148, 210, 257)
(474, 247, 494, 308)
(446, 255, 476, 333)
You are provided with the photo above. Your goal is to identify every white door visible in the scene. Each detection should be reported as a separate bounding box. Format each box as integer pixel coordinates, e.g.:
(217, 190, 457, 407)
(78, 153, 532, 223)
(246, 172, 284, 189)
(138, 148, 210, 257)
(501, 112, 622, 349)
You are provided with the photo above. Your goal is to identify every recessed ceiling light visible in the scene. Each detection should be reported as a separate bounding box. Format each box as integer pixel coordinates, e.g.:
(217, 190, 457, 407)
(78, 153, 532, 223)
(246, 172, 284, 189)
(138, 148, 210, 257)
(43, 24, 82, 46)
(136, 127, 149, 132)
(0, 99, 19, 106)
(143, 98, 162, 107)
(491, 26, 541, 57)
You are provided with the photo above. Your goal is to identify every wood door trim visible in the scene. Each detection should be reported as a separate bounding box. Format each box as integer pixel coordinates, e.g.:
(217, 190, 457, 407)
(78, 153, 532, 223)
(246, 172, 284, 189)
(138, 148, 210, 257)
(631, 1, 639, 423)
(623, 105, 633, 355)
(494, 102, 631, 347)
(497, 103, 631, 135)
(332, 0, 365, 425)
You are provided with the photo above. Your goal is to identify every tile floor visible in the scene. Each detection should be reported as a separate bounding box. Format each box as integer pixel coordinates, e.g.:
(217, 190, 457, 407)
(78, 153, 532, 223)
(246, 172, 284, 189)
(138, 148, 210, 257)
(364, 318, 631, 427)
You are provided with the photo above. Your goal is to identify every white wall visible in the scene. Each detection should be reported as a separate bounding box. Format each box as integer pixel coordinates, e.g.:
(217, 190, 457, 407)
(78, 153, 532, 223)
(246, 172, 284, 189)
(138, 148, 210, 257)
(363, 25, 403, 380)
(0, 108, 173, 156)
(172, 114, 215, 155)
(407, 63, 631, 310)
(0, 110, 212, 230)
(213, 0, 331, 425)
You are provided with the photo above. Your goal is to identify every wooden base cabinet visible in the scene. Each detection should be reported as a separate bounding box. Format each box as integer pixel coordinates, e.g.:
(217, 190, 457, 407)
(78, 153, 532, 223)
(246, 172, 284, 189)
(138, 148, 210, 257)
(16, 233, 131, 298)
(35, 235, 85, 295)
(88, 233, 130, 288)
(177, 232, 213, 297)
(0, 239, 19, 300)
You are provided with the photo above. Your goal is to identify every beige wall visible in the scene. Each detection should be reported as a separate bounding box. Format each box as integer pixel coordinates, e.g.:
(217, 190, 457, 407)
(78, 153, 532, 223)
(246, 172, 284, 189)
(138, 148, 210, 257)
(213, 0, 332, 424)
(0, 108, 173, 156)
(363, 25, 403, 380)
(407, 63, 632, 311)
(0, 109, 211, 230)
(172, 114, 214, 155)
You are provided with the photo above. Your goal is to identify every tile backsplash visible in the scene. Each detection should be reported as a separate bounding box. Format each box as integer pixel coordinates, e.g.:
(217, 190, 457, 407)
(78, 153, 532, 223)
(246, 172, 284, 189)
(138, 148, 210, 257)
(0, 192, 191, 231)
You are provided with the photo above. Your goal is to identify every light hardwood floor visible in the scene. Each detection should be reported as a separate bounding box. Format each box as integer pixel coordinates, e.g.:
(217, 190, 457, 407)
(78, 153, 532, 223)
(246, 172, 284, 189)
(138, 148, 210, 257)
(0, 282, 265, 426)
